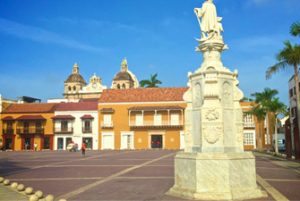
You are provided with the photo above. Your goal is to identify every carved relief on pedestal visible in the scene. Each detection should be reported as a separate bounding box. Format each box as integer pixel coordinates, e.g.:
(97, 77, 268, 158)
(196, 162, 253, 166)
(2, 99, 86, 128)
(193, 82, 203, 107)
(222, 82, 232, 106)
(203, 125, 223, 144)
(205, 109, 219, 121)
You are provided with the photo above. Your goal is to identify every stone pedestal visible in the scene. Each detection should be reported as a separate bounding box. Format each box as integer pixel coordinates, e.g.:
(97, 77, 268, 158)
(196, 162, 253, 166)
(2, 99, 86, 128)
(167, 152, 267, 200)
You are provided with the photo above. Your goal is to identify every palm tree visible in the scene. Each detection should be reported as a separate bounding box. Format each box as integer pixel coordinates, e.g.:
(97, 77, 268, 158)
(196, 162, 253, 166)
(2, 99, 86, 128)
(247, 105, 266, 150)
(140, 73, 162, 88)
(290, 22, 300, 37)
(266, 41, 300, 146)
(267, 98, 287, 154)
(251, 88, 279, 146)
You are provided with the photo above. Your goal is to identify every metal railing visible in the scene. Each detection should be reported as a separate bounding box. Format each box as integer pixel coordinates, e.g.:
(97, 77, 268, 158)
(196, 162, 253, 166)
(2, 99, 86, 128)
(54, 127, 73, 134)
(82, 127, 92, 133)
(101, 122, 114, 128)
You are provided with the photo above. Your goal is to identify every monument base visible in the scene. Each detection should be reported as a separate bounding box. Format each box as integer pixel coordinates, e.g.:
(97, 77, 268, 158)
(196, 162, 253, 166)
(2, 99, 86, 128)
(166, 152, 267, 200)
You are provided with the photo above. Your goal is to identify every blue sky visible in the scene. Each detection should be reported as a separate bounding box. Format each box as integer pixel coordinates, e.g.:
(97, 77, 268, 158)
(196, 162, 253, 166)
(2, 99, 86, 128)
(0, 0, 299, 104)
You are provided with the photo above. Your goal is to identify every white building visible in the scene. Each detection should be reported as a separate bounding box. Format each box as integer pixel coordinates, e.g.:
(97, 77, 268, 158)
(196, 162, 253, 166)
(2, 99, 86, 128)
(53, 101, 98, 150)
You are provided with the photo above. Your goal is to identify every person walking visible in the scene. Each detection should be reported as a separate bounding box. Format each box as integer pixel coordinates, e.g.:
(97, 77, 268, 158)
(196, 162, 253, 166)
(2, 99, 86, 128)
(81, 142, 86, 156)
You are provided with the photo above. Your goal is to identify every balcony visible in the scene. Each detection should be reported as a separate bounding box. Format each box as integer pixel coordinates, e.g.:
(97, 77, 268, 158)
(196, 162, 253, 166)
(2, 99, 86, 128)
(2, 129, 14, 135)
(82, 127, 92, 133)
(129, 121, 183, 128)
(17, 127, 44, 135)
(54, 127, 73, 134)
(101, 122, 113, 129)
(243, 122, 255, 128)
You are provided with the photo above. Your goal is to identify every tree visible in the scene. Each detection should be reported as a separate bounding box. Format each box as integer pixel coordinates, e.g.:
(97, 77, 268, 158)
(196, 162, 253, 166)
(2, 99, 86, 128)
(266, 41, 300, 148)
(251, 88, 279, 146)
(140, 73, 162, 88)
(290, 22, 300, 37)
(267, 98, 287, 154)
(247, 105, 266, 151)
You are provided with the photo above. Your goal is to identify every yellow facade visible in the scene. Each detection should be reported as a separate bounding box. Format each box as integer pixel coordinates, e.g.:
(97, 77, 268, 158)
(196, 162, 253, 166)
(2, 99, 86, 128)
(1, 112, 55, 151)
(99, 103, 186, 150)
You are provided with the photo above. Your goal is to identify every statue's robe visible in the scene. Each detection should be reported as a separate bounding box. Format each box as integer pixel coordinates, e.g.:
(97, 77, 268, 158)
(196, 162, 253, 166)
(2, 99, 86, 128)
(200, 1, 218, 33)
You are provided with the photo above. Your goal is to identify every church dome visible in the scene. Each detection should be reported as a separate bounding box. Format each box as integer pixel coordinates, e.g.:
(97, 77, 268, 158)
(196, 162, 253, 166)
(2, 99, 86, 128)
(65, 74, 86, 84)
(113, 71, 134, 81)
(64, 63, 86, 84)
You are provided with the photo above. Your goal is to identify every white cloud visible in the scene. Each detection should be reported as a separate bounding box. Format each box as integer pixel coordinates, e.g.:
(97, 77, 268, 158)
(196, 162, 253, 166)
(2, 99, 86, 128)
(0, 18, 106, 53)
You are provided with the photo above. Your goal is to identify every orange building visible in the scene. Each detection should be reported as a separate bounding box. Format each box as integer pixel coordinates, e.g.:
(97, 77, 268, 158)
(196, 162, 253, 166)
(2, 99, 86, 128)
(98, 88, 187, 150)
(1, 103, 57, 151)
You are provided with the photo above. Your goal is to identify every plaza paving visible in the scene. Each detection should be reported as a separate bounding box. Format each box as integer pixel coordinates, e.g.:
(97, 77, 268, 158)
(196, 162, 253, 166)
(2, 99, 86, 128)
(0, 150, 299, 201)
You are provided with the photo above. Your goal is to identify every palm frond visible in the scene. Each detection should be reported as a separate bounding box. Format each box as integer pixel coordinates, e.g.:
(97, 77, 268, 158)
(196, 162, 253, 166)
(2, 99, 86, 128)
(290, 22, 300, 37)
(266, 61, 288, 79)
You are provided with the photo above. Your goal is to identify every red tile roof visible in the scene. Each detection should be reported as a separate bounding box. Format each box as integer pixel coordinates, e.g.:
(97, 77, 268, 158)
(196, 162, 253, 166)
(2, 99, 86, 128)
(16, 115, 46, 120)
(99, 87, 188, 103)
(3, 103, 57, 114)
(52, 115, 75, 120)
(56, 102, 98, 111)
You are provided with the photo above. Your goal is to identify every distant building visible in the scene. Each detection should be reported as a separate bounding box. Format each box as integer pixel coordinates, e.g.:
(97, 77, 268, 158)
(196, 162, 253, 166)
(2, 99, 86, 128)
(286, 75, 300, 159)
(111, 58, 139, 89)
(52, 101, 98, 150)
(1, 103, 57, 151)
(98, 88, 186, 150)
(64, 63, 106, 100)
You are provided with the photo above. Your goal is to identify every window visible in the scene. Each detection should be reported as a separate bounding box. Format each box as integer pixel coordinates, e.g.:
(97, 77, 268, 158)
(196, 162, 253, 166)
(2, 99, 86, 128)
(171, 113, 179, 125)
(7, 122, 13, 129)
(83, 120, 92, 133)
(290, 89, 293, 97)
(24, 121, 29, 133)
(135, 114, 143, 126)
(103, 114, 112, 127)
(244, 133, 254, 145)
(73, 86, 76, 91)
(61, 121, 68, 132)
(154, 114, 162, 125)
(68, 86, 72, 91)
(122, 84, 126, 89)
(243, 114, 254, 127)
(43, 137, 50, 149)
(117, 84, 121, 89)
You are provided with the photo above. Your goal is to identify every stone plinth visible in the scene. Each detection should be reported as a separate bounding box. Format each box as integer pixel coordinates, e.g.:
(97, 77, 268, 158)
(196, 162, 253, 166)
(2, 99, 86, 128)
(167, 152, 267, 200)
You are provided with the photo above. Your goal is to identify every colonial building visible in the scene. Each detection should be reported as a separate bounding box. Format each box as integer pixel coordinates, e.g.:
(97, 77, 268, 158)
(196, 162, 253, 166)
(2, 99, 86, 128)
(240, 101, 259, 150)
(1, 103, 57, 151)
(53, 101, 98, 150)
(0, 95, 17, 149)
(64, 63, 106, 100)
(98, 88, 187, 150)
(111, 58, 139, 89)
(287, 75, 300, 158)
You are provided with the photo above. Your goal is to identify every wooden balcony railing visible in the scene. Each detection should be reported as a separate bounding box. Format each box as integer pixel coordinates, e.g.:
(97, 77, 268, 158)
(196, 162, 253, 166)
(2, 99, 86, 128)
(2, 129, 14, 135)
(17, 127, 44, 135)
(243, 122, 255, 128)
(129, 120, 183, 128)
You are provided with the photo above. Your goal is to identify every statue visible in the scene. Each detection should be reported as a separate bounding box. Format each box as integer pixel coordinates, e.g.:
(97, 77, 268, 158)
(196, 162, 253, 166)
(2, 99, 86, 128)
(194, 0, 223, 41)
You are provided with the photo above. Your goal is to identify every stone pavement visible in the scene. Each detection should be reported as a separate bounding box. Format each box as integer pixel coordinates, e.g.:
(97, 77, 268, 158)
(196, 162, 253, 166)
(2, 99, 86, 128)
(0, 184, 27, 201)
(0, 150, 299, 201)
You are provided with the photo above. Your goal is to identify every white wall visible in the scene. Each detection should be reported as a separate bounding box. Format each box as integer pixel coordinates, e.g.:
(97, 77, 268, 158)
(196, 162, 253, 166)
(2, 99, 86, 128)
(54, 110, 98, 150)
